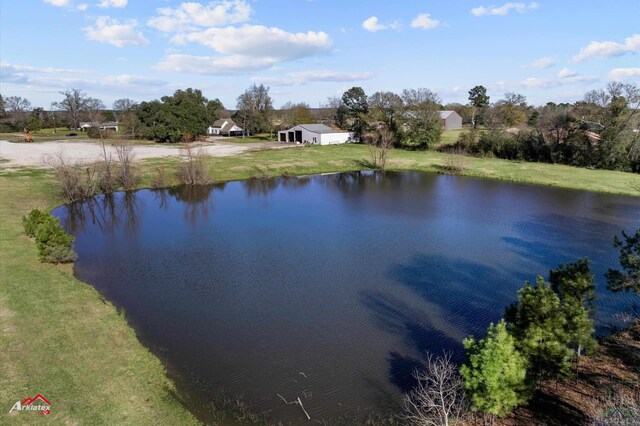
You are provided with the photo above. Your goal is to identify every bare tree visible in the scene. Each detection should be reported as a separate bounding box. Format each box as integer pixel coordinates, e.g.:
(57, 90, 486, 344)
(113, 141, 138, 189)
(177, 143, 211, 185)
(366, 127, 395, 171)
(44, 150, 96, 202)
(51, 89, 102, 129)
(4, 96, 32, 125)
(112, 98, 138, 122)
(403, 352, 469, 426)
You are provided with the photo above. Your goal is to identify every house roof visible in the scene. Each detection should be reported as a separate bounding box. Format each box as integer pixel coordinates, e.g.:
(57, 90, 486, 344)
(439, 111, 459, 120)
(211, 118, 241, 132)
(297, 123, 348, 134)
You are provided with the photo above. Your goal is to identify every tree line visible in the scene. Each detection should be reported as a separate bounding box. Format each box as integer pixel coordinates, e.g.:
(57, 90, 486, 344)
(403, 228, 640, 425)
(1, 81, 638, 171)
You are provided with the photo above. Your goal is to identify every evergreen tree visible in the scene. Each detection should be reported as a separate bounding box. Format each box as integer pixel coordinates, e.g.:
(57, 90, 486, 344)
(549, 258, 597, 380)
(461, 319, 529, 422)
(606, 229, 640, 294)
(341, 87, 369, 141)
(505, 278, 572, 383)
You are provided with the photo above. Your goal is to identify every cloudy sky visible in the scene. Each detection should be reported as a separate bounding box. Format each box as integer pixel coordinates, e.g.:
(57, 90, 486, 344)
(1, 0, 639, 109)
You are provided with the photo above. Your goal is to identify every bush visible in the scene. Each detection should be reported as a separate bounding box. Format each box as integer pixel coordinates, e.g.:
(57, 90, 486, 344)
(22, 208, 51, 237)
(23, 208, 77, 263)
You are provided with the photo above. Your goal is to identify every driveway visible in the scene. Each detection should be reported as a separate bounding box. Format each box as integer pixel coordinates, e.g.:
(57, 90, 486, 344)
(0, 139, 293, 168)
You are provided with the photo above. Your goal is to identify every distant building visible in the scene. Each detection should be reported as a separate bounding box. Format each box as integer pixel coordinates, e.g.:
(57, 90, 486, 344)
(207, 119, 243, 136)
(278, 124, 354, 145)
(78, 121, 119, 131)
(439, 111, 463, 130)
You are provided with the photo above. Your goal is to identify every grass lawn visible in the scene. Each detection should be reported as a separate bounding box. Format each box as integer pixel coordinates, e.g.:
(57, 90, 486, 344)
(220, 133, 277, 143)
(0, 144, 638, 424)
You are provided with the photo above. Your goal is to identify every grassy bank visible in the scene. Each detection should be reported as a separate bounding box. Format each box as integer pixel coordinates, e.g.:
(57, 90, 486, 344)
(0, 171, 199, 425)
(1, 144, 639, 424)
(143, 144, 640, 196)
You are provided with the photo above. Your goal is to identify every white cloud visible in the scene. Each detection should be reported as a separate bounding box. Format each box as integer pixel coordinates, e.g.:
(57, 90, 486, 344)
(558, 68, 577, 78)
(1, 61, 167, 94)
(521, 72, 596, 89)
(43, 0, 70, 6)
(252, 70, 375, 86)
(471, 2, 539, 17)
(528, 57, 555, 69)
(573, 34, 640, 62)
(77, 3, 88, 10)
(148, 0, 251, 32)
(155, 54, 275, 75)
(362, 16, 400, 32)
(98, 0, 127, 8)
(173, 25, 331, 57)
(410, 13, 440, 30)
(84, 16, 149, 47)
(0, 62, 86, 75)
(608, 67, 640, 81)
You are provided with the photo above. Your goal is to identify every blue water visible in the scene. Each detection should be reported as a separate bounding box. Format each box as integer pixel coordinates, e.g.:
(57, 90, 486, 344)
(53, 171, 640, 423)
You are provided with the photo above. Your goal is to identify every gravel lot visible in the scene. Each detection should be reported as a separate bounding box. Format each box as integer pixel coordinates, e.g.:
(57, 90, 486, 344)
(0, 139, 290, 168)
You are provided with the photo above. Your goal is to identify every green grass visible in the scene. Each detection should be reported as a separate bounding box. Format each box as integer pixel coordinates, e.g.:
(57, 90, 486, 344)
(220, 133, 277, 143)
(437, 129, 466, 147)
(0, 144, 639, 424)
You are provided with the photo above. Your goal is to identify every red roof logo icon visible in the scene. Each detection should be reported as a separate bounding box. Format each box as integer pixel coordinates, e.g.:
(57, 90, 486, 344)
(21, 394, 50, 406)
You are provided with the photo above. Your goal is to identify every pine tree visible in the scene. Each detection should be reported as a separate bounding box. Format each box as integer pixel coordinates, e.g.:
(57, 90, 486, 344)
(606, 229, 640, 294)
(505, 278, 572, 383)
(549, 258, 597, 380)
(461, 320, 528, 423)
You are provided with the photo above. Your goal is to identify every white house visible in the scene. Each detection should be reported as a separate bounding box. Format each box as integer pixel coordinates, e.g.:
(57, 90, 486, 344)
(439, 111, 463, 130)
(207, 119, 243, 136)
(278, 124, 354, 145)
(78, 121, 119, 131)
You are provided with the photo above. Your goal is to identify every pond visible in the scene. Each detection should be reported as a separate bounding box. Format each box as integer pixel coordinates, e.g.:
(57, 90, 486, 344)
(53, 171, 639, 423)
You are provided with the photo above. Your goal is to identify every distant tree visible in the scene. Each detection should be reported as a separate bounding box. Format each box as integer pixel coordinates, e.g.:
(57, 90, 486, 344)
(52, 89, 98, 129)
(495, 92, 528, 127)
(403, 352, 469, 426)
(368, 91, 404, 139)
(468, 85, 490, 129)
(606, 229, 640, 294)
(505, 278, 572, 383)
(319, 96, 347, 128)
(461, 319, 529, 422)
(26, 107, 45, 131)
(401, 88, 442, 150)
(235, 84, 273, 136)
(206, 98, 225, 124)
(4, 96, 32, 126)
(136, 88, 214, 143)
(341, 86, 369, 141)
(112, 98, 138, 122)
(549, 259, 597, 379)
(0, 94, 5, 118)
(280, 102, 313, 128)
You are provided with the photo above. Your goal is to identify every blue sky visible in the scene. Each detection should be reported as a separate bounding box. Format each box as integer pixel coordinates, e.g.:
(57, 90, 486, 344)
(1, 0, 639, 109)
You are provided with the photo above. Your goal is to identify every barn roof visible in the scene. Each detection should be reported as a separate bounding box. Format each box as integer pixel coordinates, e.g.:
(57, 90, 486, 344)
(297, 124, 348, 134)
(439, 111, 457, 119)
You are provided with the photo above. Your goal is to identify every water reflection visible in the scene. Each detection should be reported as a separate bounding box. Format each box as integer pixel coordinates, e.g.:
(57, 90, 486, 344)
(63, 191, 140, 236)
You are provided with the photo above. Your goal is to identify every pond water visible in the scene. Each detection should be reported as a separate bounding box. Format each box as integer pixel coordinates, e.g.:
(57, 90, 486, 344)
(53, 171, 639, 423)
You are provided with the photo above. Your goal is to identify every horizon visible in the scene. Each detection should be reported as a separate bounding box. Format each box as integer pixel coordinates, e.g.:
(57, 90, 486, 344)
(1, 0, 639, 109)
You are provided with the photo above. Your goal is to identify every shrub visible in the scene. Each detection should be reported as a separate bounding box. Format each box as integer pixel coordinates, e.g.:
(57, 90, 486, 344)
(23, 208, 77, 263)
(22, 208, 51, 237)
